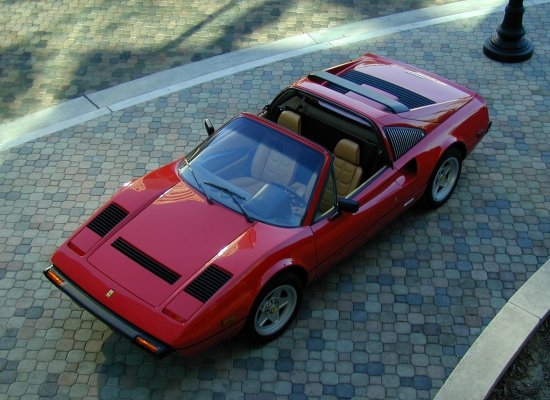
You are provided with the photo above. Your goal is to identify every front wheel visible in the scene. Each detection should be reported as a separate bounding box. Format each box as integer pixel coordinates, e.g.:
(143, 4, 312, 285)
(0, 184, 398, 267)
(245, 273, 302, 344)
(423, 148, 462, 209)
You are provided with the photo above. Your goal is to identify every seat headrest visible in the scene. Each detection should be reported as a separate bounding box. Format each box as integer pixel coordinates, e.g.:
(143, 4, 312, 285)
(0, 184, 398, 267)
(277, 110, 302, 134)
(334, 139, 360, 165)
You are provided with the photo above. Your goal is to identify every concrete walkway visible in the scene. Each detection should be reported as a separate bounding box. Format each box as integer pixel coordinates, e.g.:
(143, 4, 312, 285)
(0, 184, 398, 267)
(0, 0, 464, 125)
(0, 1, 549, 399)
(0, 0, 519, 152)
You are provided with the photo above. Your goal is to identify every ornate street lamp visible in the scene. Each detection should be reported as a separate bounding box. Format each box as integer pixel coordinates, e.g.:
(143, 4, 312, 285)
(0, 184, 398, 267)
(483, 0, 533, 62)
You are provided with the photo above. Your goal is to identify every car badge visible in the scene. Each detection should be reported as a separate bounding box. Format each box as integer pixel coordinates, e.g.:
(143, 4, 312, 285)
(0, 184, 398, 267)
(106, 289, 115, 298)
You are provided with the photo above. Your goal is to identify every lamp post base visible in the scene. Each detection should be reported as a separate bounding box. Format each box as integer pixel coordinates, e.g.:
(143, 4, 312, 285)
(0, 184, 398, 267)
(483, 36, 534, 63)
(483, 0, 534, 63)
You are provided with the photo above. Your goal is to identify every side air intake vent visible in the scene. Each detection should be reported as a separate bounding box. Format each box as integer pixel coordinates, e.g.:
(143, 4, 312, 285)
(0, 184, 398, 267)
(385, 127, 425, 159)
(112, 238, 181, 284)
(88, 203, 128, 237)
(184, 265, 232, 303)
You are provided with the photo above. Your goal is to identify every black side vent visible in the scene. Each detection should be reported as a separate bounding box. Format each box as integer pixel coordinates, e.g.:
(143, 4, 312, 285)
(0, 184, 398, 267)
(112, 238, 181, 284)
(88, 203, 128, 237)
(385, 127, 425, 159)
(184, 265, 232, 303)
(338, 70, 436, 110)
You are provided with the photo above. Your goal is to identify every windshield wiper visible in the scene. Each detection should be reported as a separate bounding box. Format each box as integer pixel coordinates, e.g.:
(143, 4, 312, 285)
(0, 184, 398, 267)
(203, 181, 246, 200)
(183, 158, 212, 204)
(203, 181, 254, 223)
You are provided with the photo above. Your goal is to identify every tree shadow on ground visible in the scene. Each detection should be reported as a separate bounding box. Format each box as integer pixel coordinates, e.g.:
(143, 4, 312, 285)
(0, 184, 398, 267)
(0, 0, 461, 124)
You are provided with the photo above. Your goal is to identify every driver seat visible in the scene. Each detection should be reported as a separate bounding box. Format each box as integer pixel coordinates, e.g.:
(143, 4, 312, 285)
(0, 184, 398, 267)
(232, 141, 297, 194)
(277, 110, 302, 134)
(333, 139, 363, 196)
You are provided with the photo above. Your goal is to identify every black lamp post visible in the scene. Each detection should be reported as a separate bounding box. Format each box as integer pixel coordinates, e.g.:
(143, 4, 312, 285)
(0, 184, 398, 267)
(483, 0, 533, 62)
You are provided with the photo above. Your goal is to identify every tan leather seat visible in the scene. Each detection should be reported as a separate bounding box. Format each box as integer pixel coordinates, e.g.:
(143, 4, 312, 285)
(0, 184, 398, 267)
(277, 110, 302, 134)
(231, 142, 297, 194)
(333, 139, 363, 196)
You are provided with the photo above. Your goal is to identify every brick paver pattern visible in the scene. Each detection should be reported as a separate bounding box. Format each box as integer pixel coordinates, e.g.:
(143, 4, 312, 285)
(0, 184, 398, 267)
(1, 1, 549, 400)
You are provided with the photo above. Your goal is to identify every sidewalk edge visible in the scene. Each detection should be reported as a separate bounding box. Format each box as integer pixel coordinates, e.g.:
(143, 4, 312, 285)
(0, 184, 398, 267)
(433, 257, 550, 400)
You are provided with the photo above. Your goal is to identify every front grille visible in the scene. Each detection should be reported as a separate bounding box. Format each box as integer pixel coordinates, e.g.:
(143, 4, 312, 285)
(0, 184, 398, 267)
(112, 238, 181, 284)
(385, 127, 425, 159)
(338, 70, 436, 110)
(184, 265, 232, 303)
(88, 203, 128, 237)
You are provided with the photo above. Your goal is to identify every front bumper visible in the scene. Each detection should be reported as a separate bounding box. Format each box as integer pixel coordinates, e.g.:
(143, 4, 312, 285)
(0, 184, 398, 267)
(44, 265, 173, 358)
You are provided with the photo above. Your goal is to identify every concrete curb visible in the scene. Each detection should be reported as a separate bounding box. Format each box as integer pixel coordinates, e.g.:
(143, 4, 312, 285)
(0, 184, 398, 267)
(434, 258, 550, 400)
(0, 0, 519, 153)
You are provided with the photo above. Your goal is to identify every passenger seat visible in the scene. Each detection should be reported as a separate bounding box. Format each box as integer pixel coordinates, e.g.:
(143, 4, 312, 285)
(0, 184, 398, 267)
(333, 139, 363, 196)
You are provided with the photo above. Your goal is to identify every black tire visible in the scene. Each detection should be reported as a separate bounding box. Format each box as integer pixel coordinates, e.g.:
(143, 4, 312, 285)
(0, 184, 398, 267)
(245, 273, 303, 344)
(423, 147, 463, 209)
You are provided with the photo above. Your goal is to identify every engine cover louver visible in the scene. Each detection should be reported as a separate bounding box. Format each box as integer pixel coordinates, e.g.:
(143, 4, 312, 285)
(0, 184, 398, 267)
(112, 238, 181, 284)
(385, 127, 425, 159)
(184, 265, 232, 303)
(88, 203, 128, 237)
(336, 70, 436, 110)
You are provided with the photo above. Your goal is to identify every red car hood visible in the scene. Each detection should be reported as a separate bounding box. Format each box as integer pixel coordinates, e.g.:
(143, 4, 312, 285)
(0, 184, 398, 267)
(88, 181, 252, 307)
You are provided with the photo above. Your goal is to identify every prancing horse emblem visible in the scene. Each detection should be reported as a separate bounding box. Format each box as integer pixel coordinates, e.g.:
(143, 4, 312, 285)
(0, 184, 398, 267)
(106, 289, 114, 298)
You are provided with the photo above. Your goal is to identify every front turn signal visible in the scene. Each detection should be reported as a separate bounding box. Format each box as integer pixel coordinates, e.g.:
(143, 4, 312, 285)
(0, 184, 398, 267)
(135, 336, 160, 354)
(44, 268, 64, 287)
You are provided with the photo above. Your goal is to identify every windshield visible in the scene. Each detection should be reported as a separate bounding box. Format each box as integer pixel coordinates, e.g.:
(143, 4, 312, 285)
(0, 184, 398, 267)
(179, 115, 325, 227)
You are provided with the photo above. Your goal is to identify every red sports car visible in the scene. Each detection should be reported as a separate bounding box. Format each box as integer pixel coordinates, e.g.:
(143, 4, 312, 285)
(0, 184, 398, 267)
(45, 53, 490, 357)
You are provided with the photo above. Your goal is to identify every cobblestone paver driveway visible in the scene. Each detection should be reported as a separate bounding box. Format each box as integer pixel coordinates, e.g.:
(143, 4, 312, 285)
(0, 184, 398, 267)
(1, 4, 549, 400)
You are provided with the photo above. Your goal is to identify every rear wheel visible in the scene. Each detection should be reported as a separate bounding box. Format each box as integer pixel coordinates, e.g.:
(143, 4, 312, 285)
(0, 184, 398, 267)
(245, 273, 302, 344)
(424, 148, 462, 209)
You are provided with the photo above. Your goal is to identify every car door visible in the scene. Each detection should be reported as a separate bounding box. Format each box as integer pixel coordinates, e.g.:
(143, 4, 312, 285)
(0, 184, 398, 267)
(309, 156, 421, 280)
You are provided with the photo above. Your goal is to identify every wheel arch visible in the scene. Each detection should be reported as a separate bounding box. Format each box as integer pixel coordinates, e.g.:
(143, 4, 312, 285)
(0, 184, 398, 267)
(447, 140, 467, 161)
(259, 262, 309, 290)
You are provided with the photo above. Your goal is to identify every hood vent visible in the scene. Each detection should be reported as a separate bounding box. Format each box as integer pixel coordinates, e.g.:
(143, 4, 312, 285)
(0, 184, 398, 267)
(184, 265, 232, 303)
(112, 238, 181, 284)
(88, 203, 128, 237)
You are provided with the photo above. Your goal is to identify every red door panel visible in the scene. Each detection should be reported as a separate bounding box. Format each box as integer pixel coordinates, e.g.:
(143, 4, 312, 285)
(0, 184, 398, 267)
(310, 161, 421, 279)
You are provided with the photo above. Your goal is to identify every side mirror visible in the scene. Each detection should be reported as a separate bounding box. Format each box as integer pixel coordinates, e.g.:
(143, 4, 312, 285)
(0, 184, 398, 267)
(337, 198, 359, 214)
(204, 119, 215, 136)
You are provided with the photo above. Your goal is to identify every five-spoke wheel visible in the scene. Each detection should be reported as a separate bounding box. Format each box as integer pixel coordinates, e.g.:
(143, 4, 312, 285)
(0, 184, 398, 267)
(245, 273, 302, 343)
(424, 147, 463, 208)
